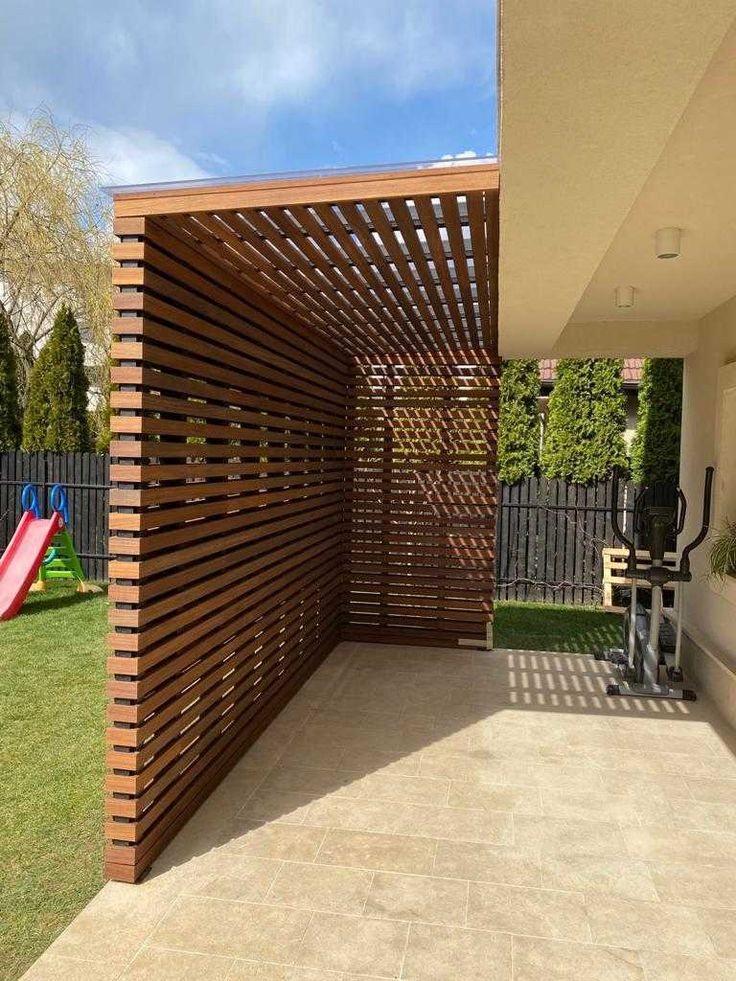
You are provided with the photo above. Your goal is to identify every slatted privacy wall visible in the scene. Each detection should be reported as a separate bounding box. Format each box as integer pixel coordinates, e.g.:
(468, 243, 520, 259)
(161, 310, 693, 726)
(107, 163, 500, 881)
(346, 353, 498, 646)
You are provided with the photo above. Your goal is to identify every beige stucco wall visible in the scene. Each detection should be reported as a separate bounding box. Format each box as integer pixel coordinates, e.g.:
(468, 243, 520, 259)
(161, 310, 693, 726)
(679, 293, 736, 725)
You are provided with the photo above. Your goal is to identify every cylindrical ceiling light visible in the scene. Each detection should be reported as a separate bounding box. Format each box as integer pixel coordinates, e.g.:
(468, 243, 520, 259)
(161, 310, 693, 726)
(615, 285, 635, 309)
(655, 226, 682, 259)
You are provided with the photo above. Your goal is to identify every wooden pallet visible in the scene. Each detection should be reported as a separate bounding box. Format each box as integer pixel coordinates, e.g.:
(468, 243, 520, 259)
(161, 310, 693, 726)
(602, 547, 678, 609)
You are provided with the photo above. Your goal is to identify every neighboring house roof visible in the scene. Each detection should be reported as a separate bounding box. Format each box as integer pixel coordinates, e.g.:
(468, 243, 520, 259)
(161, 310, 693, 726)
(539, 358, 643, 387)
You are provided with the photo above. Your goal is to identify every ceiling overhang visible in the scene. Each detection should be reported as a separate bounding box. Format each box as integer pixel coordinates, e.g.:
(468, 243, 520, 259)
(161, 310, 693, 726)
(498, 0, 736, 356)
(113, 162, 500, 358)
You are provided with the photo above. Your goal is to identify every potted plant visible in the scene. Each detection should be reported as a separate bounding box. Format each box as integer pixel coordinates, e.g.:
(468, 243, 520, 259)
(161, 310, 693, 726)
(709, 518, 736, 581)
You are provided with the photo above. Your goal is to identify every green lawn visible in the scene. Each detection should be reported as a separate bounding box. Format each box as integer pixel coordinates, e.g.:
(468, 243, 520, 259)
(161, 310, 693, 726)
(495, 600, 622, 653)
(0, 590, 620, 980)
(0, 583, 109, 981)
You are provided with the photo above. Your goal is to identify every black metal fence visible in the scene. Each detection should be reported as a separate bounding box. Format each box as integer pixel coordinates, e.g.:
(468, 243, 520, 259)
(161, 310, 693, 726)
(1, 454, 635, 603)
(0, 452, 109, 581)
(496, 476, 637, 605)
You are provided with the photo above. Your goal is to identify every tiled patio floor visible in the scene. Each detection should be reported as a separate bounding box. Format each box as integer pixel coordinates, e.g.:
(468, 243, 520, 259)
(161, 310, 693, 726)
(24, 642, 736, 980)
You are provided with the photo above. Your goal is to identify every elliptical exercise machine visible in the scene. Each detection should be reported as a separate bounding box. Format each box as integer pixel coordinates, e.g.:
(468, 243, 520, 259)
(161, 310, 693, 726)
(596, 466, 714, 701)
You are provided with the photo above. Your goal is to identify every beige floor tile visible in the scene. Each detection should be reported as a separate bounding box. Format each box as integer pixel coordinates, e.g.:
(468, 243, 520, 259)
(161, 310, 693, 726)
(638, 950, 736, 981)
(363, 871, 467, 925)
(338, 746, 422, 775)
(433, 839, 541, 887)
(47, 880, 179, 964)
(696, 906, 736, 958)
(316, 829, 436, 875)
(418, 752, 501, 782)
(296, 912, 408, 977)
(265, 862, 373, 914)
(540, 853, 658, 901)
(686, 775, 736, 804)
(448, 781, 541, 814)
(281, 741, 347, 769)
(668, 798, 736, 834)
(491, 761, 606, 793)
(227, 963, 344, 980)
(399, 802, 513, 844)
(357, 772, 450, 805)
(303, 797, 406, 834)
(402, 923, 511, 980)
(150, 895, 312, 961)
(540, 788, 659, 825)
(186, 856, 282, 902)
(649, 860, 736, 908)
(260, 766, 365, 800)
(305, 797, 513, 844)
(238, 790, 317, 825)
(466, 881, 590, 941)
(652, 753, 736, 780)
(421, 729, 472, 755)
(586, 895, 715, 956)
(598, 770, 693, 801)
(230, 822, 327, 862)
(120, 947, 233, 979)
(21, 954, 126, 980)
(625, 828, 736, 865)
(512, 936, 643, 980)
(514, 814, 626, 856)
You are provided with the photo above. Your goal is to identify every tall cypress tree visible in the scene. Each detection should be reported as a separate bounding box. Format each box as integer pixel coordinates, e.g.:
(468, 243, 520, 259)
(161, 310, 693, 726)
(22, 305, 91, 451)
(541, 358, 627, 483)
(0, 310, 22, 449)
(497, 359, 540, 483)
(630, 358, 683, 483)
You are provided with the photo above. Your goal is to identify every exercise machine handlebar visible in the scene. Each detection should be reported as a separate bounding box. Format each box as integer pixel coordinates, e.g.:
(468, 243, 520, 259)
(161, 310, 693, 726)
(679, 466, 714, 577)
(609, 467, 637, 575)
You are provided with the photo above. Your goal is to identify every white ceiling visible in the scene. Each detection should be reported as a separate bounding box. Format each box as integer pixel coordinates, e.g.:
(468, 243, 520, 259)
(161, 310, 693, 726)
(498, 0, 736, 356)
(572, 22, 736, 324)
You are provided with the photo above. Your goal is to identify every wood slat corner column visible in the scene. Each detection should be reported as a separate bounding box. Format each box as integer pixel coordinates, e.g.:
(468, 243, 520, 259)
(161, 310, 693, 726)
(105, 212, 350, 882)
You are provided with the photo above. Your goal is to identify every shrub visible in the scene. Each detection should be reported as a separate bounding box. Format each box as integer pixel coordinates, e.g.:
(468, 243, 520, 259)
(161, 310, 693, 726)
(22, 305, 91, 451)
(630, 358, 683, 483)
(541, 358, 627, 483)
(0, 310, 22, 449)
(497, 359, 540, 483)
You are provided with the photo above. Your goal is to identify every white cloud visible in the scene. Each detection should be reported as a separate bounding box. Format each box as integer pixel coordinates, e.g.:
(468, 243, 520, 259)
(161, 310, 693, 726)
(0, 1, 495, 115)
(432, 150, 497, 167)
(85, 125, 214, 188)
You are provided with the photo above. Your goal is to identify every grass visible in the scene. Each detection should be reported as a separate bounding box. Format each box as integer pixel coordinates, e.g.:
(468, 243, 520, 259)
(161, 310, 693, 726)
(494, 600, 622, 653)
(0, 590, 621, 980)
(0, 582, 109, 981)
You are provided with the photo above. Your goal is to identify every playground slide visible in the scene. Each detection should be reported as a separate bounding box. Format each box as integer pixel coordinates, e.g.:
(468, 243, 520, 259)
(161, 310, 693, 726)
(0, 510, 64, 621)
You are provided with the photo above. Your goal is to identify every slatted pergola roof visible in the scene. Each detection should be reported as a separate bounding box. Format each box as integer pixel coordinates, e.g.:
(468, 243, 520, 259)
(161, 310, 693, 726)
(113, 161, 499, 356)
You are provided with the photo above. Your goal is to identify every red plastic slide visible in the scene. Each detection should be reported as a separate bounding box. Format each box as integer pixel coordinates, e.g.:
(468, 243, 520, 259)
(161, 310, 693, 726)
(0, 510, 64, 621)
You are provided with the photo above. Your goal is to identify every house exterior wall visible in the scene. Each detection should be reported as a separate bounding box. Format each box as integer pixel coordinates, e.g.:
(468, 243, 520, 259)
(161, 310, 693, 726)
(679, 292, 736, 725)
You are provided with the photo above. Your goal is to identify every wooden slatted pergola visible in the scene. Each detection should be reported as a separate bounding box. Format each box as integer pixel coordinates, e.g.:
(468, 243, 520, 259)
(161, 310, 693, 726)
(107, 161, 500, 881)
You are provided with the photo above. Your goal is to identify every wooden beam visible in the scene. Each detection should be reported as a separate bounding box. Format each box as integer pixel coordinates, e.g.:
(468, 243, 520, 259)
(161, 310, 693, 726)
(112, 162, 499, 217)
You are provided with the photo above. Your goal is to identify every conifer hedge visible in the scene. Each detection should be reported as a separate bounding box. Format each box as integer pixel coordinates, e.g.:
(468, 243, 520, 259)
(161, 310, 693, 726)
(630, 358, 682, 483)
(0, 311, 22, 449)
(541, 358, 627, 483)
(497, 359, 540, 483)
(22, 305, 91, 451)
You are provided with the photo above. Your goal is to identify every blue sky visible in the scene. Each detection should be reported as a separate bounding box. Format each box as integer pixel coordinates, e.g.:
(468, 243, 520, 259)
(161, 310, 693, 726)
(0, 0, 497, 186)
